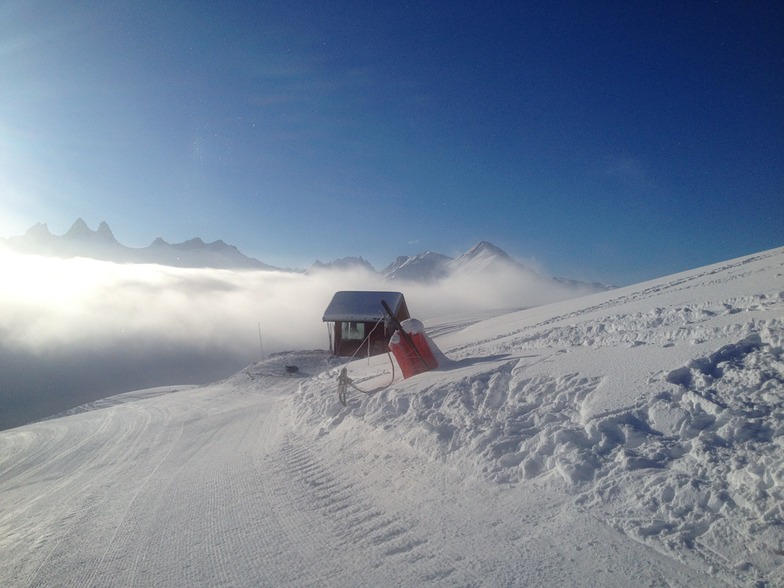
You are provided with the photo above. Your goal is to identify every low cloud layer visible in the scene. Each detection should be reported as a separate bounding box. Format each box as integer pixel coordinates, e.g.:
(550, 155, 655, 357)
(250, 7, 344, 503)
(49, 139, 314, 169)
(0, 249, 591, 429)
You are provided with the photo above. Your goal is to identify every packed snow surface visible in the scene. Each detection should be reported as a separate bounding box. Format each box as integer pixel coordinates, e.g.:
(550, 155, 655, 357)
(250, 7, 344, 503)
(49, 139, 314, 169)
(1, 247, 782, 586)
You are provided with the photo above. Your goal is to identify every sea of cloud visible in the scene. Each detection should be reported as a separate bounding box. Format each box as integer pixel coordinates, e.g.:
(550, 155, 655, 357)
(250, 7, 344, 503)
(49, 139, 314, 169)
(0, 248, 586, 429)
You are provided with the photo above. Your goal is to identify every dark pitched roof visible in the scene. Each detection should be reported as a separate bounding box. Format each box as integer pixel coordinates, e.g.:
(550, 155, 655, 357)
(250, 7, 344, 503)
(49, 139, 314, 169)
(322, 291, 406, 322)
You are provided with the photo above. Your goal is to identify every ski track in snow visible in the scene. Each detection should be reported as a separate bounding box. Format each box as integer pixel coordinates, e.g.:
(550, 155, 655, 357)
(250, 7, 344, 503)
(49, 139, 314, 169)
(1, 246, 782, 586)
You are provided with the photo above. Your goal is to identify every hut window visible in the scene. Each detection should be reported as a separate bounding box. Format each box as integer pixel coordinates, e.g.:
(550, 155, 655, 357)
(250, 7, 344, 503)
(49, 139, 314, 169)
(341, 322, 365, 341)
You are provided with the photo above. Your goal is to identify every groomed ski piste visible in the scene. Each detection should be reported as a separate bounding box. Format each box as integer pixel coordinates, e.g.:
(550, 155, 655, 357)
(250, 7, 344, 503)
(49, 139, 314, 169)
(1, 247, 782, 586)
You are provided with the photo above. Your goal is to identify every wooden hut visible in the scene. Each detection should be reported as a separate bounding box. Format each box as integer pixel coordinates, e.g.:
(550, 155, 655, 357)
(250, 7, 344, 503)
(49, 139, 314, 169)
(322, 291, 410, 357)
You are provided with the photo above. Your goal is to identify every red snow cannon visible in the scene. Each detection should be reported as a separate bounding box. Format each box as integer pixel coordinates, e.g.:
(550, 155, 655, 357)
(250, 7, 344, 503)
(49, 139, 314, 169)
(388, 322, 438, 378)
(381, 298, 439, 379)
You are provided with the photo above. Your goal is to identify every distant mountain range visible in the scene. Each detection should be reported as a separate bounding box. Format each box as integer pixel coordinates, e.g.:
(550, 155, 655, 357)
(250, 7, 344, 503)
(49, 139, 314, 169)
(2, 218, 277, 270)
(2, 219, 611, 292)
(314, 241, 610, 292)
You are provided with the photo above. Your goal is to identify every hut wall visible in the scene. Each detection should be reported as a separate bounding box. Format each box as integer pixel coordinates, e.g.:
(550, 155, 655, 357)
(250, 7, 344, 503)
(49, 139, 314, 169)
(333, 320, 391, 357)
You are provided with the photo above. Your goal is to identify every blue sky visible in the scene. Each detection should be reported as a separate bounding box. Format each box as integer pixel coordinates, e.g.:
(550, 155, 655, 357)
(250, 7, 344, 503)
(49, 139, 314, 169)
(1, 1, 782, 285)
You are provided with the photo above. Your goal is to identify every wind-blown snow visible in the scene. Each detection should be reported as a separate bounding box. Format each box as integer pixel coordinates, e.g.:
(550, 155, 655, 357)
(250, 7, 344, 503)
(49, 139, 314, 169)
(1, 247, 782, 586)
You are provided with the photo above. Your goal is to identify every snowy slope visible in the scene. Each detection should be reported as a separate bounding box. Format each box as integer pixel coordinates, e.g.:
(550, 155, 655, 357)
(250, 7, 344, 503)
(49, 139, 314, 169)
(1, 246, 782, 587)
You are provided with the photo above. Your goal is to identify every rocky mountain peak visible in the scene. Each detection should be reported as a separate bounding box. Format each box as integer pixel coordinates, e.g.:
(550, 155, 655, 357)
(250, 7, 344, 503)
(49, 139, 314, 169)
(64, 218, 93, 239)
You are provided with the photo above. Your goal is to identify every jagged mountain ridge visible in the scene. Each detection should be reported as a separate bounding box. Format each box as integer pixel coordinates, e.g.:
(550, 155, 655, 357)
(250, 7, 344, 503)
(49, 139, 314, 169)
(4, 218, 278, 270)
(308, 256, 376, 274)
(2, 219, 611, 292)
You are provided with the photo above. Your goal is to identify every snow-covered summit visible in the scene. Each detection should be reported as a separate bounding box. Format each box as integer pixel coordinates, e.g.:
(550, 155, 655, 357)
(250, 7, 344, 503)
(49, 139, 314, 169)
(382, 251, 452, 281)
(446, 240, 530, 274)
(458, 239, 512, 261)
